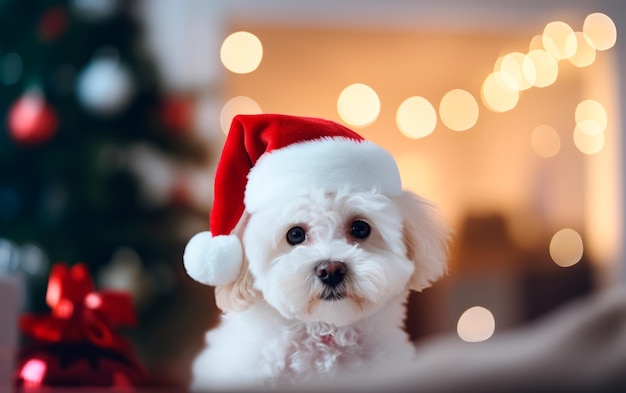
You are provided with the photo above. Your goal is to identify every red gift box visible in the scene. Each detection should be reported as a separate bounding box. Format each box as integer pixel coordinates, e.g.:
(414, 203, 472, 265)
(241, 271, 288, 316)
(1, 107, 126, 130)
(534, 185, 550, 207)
(13, 263, 149, 389)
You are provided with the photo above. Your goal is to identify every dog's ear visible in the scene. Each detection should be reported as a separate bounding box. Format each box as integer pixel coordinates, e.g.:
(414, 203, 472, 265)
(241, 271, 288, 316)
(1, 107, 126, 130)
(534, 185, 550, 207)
(214, 263, 256, 313)
(214, 213, 258, 313)
(393, 190, 450, 292)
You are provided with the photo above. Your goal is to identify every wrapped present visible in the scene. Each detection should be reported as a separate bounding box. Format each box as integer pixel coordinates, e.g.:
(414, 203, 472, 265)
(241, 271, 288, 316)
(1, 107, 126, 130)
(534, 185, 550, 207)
(13, 262, 149, 388)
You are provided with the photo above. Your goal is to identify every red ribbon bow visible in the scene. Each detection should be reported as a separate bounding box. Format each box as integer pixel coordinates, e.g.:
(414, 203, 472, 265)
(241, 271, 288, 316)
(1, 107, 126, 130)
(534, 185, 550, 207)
(20, 262, 137, 353)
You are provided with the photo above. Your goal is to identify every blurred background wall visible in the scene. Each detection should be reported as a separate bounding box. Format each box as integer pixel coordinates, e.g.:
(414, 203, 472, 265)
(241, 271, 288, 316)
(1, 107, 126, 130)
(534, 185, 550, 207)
(1, 0, 624, 387)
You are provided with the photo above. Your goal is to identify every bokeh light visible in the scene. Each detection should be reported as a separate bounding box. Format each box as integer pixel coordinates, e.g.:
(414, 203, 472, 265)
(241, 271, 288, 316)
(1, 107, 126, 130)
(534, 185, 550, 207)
(526, 50, 559, 88)
(576, 119, 604, 137)
(220, 96, 262, 134)
(481, 72, 519, 112)
(529, 34, 545, 51)
(19, 243, 48, 276)
(575, 99, 607, 136)
(457, 306, 495, 342)
(8, 91, 59, 145)
(574, 125, 605, 155)
(439, 89, 479, 131)
(0, 238, 18, 272)
(568, 32, 597, 68)
(583, 13, 617, 51)
(76, 56, 134, 116)
(499, 52, 534, 91)
(549, 228, 584, 267)
(337, 83, 380, 127)
(220, 31, 263, 74)
(1, 52, 23, 85)
(542, 21, 577, 60)
(531, 125, 560, 158)
(396, 96, 437, 139)
(19, 358, 47, 386)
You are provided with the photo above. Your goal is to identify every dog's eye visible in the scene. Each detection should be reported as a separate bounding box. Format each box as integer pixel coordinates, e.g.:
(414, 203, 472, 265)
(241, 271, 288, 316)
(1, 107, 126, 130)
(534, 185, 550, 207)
(351, 220, 371, 239)
(286, 226, 306, 245)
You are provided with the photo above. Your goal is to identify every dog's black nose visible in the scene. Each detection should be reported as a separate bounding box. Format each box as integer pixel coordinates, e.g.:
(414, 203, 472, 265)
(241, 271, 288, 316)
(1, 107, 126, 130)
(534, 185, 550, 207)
(316, 261, 346, 287)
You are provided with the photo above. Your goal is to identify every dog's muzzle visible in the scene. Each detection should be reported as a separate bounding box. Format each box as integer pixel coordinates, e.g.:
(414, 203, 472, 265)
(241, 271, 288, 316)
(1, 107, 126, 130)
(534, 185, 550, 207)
(316, 260, 347, 300)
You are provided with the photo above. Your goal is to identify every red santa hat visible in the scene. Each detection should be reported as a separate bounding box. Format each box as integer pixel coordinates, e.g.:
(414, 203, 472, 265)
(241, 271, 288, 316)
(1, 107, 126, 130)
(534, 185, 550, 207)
(183, 114, 403, 286)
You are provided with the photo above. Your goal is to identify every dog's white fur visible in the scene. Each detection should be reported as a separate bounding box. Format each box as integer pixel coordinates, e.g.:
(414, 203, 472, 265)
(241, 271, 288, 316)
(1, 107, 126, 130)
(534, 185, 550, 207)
(191, 187, 449, 391)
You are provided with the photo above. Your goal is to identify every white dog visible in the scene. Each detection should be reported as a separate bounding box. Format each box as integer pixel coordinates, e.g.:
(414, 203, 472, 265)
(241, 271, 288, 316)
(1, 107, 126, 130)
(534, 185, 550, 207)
(183, 114, 449, 391)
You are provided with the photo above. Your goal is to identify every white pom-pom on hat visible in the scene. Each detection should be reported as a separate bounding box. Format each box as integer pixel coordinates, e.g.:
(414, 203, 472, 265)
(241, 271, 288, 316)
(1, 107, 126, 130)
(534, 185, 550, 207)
(183, 232, 243, 286)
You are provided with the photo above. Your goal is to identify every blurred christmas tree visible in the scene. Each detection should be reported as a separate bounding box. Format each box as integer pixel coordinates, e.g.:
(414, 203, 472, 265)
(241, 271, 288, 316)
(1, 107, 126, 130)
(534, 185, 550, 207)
(0, 0, 212, 366)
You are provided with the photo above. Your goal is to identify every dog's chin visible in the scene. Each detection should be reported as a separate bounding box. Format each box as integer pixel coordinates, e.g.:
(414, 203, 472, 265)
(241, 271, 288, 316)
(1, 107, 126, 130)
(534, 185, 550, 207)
(309, 294, 370, 326)
(283, 293, 370, 326)
(265, 288, 376, 327)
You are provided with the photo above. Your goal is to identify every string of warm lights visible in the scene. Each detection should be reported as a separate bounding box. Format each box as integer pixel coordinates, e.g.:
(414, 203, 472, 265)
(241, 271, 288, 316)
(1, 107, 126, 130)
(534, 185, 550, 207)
(216, 11, 617, 343)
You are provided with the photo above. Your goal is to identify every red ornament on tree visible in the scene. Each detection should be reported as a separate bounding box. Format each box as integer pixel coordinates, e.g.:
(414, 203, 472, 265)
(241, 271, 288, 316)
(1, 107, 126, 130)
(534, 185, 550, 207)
(160, 96, 192, 132)
(38, 6, 68, 42)
(7, 92, 59, 146)
(13, 263, 149, 389)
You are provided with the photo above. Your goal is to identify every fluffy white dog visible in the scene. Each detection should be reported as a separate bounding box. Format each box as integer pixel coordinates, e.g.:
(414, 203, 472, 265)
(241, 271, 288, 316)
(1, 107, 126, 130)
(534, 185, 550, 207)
(183, 114, 449, 391)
